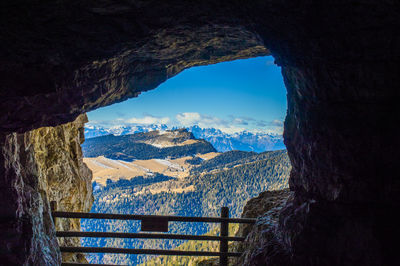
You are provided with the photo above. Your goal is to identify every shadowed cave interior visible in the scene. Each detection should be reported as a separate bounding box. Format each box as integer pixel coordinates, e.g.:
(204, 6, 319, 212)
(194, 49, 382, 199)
(0, 1, 399, 265)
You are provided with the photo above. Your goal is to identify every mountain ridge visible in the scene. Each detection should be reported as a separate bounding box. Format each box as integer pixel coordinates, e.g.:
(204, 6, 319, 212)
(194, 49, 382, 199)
(84, 124, 285, 152)
(82, 129, 216, 161)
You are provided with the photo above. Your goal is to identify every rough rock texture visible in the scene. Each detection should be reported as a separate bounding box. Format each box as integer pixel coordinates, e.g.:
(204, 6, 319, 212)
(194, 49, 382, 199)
(0, 133, 61, 265)
(280, 60, 400, 265)
(234, 189, 292, 265)
(1, 1, 399, 265)
(0, 0, 268, 133)
(30, 114, 94, 263)
(0, 114, 93, 265)
(196, 189, 292, 266)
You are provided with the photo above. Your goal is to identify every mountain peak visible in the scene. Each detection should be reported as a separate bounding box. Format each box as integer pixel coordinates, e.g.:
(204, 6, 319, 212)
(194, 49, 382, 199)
(85, 124, 285, 152)
(82, 129, 216, 161)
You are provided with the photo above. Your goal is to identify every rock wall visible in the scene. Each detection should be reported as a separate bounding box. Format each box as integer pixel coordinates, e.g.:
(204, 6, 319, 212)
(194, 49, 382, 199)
(197, 189, 292, 266)
(278, 60, 400, 266)
(0, 114, 93, 264)
(234, 189, 292, 265)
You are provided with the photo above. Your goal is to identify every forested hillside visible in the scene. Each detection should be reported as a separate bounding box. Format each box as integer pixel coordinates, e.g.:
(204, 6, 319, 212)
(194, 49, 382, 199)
(80, 150, 290, 265)
(82, 129, 216, 160)
(82, 138, 216, 161)
(190, 150, 256, 173)
(190, 150, 286, 174)
(141, 224, 240, 266)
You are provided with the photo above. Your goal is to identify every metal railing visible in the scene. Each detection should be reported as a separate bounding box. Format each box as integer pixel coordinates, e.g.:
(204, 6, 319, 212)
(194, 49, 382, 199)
(51, 201, 256, 266)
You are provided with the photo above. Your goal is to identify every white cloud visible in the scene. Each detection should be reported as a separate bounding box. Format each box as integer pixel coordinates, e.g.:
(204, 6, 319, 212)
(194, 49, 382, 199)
(174, 112, 285, 134)
(259, 119, 284, 135)
(175, 112, 202, 126)
(232, 118, 249, 125)
(215, 126, 246, 134)
(271, 119, 284, 127)
(176, 112, 226, 127)
(89, 112, 284, 135)
(263, 127, 283, 135)
(175, 112, 245, 133)
(126, 115, 170, 125)
(176, 112, 223, 127)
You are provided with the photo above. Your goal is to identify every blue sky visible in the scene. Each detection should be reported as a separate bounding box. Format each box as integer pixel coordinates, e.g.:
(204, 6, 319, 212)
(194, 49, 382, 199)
(87, 56, 287, 134)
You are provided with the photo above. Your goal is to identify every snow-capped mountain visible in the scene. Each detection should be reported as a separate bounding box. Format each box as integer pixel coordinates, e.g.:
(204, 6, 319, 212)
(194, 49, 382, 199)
(84, 124, 168, 139)
(84, 124, 285, 152)
(187, 125, 285, 152)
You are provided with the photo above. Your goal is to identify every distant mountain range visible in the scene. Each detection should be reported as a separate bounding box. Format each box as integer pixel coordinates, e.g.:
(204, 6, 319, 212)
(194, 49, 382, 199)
(84, 124, 285, 152)
(82, 129, 216, 161)
(188, 125, 285, 152)
(84, 124, 169, 139)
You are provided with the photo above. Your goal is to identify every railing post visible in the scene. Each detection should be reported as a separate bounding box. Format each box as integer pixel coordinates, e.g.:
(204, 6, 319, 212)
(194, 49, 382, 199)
(220, 206, 229, 266)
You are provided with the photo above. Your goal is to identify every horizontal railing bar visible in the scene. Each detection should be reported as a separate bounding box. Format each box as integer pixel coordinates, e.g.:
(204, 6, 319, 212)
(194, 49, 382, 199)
(61, 263, 124, 266)
(52, 211, 256, 224)
(57, 231, 245, 242)
(60, 247, 242, 257)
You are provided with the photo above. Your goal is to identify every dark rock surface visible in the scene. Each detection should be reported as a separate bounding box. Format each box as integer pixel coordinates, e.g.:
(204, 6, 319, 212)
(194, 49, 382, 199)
(234, 189, 292, 266)
(281, 59, 400, 265)
(0, 0, 268, 133)
(1, 1, 399, 265)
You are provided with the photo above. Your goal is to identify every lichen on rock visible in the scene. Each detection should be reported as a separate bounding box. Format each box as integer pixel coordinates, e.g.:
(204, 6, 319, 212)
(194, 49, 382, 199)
(0, 114, 93, 264)
(29, 114, 94, 263)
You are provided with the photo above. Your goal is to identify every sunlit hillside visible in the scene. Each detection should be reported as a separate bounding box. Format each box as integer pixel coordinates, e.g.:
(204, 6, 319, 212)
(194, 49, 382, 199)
(80, 130, 290, 265)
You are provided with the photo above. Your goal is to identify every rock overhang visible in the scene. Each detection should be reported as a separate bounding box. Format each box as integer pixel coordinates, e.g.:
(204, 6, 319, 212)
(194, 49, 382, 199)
(0, 0, 271, 133)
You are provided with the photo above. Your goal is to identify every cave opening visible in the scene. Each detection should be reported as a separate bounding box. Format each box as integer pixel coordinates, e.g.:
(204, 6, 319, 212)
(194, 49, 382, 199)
(79, 56, 291, 265)
(1, 1, 397, 265)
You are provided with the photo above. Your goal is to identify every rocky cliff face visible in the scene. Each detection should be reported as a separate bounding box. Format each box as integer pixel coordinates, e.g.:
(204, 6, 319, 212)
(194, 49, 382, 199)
(0, 115, 93, 264)
(196, 189, 292, 266)
(234, 189, 292, 265)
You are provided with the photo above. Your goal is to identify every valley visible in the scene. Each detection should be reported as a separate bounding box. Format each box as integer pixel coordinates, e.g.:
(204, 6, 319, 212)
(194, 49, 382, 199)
(80, 129, 290, 265)
(84, 151, 219, 185)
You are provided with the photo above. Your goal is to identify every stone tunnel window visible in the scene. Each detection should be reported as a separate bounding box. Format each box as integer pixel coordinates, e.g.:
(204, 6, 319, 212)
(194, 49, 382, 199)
(79, 56, 290, 265)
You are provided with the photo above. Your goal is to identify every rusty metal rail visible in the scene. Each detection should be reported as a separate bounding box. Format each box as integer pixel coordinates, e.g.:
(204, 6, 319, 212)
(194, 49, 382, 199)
(51, 211, 256, 224)
(60, 246, 242, 257)
(56, 231, 246, 242)
(51, 202, 256, 266)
